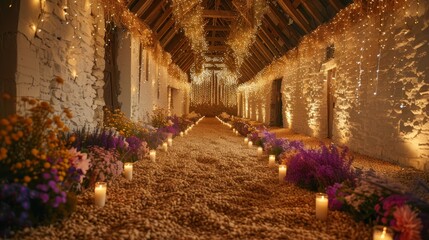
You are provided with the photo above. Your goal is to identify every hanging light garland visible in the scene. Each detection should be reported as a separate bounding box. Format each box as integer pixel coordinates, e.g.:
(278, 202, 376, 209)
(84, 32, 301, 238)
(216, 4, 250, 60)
(171, 0, 207, 75)
(227, 0, 268, 68)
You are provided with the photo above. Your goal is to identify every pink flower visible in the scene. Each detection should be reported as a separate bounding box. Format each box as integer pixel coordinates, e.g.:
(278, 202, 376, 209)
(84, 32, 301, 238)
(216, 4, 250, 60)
(392, 205, 422, 240)
(69, 148, 91, 182)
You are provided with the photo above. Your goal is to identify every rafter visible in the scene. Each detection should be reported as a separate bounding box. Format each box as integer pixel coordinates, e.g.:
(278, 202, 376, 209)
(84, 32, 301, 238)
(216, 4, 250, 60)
(277, 0, 311, 33)
(203, 10, 238, 19)
(205, 25, 230, 31)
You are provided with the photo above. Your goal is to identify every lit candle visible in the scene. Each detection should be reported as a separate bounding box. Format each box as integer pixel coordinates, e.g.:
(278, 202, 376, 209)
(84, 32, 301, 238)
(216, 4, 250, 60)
(244, 137, 249, 144)
(167, 137, 173, 147)
(232, 128, 235, 132)
(180, 131, 184, 137)
(268, 155, 275, 167)
(94, 182, 107, 207)
(124, 163, 133, 181)
(149, 150, 156, 162)
(373, 226, 393, 240)
(162, 142, 168, 152)
(248, 141, 253, 147)
(257, 147, 263, 156)
(315, 193, 329, 220)
(185, 130, 188, 135)
(279, 164, 287, 183)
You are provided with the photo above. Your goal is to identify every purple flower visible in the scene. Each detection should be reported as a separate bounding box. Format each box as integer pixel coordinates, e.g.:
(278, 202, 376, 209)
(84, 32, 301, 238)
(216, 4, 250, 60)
(48, 180, 59, 193)
(42, 173, 51, 180)
(327, 183, 344, 210)
(38, 193, 49, 203)
(36, 184, 49, 192)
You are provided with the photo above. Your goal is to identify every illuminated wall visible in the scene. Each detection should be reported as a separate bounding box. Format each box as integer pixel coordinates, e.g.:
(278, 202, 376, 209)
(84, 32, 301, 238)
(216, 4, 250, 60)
(238, 1, 429, 171)
(190, 71, 237, 116)
(0, 0, 190, 128)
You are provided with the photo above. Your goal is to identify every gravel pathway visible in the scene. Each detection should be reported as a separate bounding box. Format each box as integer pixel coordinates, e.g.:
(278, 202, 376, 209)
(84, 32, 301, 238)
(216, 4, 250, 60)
(13, 118, 388, 239)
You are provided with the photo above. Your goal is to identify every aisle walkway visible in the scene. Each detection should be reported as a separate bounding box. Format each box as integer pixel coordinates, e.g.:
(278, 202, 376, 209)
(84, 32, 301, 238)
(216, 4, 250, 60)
(14, 118, 371, 240)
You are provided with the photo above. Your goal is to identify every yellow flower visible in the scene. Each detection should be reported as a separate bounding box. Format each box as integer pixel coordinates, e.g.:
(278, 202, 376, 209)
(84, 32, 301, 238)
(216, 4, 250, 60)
(40, 154, 47, 160)
(58, 176, 64, 181)
(23, 176, 31, 183)
(69, 136, 76, 143)
(28, 99, 37, 105)
(17, 131, 23, 137)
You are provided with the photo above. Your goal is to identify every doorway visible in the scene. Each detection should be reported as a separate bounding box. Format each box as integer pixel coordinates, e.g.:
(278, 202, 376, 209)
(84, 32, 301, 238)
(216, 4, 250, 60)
(103, 23, 120, 110)
(327, 68, 336, 139)
(270, 78, 283, 126)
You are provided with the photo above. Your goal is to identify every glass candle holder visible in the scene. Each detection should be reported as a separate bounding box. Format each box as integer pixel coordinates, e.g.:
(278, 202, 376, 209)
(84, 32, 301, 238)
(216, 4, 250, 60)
(124, 163, 133, 181)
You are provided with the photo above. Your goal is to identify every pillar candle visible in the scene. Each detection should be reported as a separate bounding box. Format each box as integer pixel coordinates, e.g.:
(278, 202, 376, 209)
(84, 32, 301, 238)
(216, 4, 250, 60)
(268, 155, 275, 167)
(124, 163, 133, 181)
(94, 182, 107, 207)
(373, 226, 393, 240)
(149, 150, 156, 162)
(248, 141, 253, 147)
(257, 147, 263, 156)
(278, 164, 287, 183)
(244, 137, 249, 144)
(167, 138, 173, 147)
(162, 142, 168, 152)
(180, 131, 184, 137)
(315, 193, 329, 220)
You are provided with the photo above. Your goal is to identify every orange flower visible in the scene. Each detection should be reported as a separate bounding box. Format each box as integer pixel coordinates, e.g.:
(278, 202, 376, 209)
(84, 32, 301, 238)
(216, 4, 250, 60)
(40, 101, 50, 108)
(17, 130, 23, 137)
(8, 114, 18, 124)
(0, 147, 7, 160)
(69, 136, 76, 143)
(31, 148, 39, 157)
(43, 162, 51, 169)
(0, 118, 10, 126)
(28, 99, 37, 105)
(23, 176, 31, 183)
(15, 162, 23, 169)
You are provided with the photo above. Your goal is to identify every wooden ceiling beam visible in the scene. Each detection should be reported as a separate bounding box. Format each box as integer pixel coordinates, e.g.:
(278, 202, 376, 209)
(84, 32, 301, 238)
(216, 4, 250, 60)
(156, 18, 175, 41)
(257, 28, 282, 57)
(248, 47, 266, 68)
(250, 45, 269, 66)
(208, 45, 228, 51)
(176, 51, 193, 67)
(245, 53, 264, 72)
(130, 0, 154, 17)
(182, 55, 196, 72)
(203, 10, 238, 18)
(328, 0, 342, 12)
(277, 0, 311, 33)
(206, 37, 226, 42)
(300, 1, 324, 25)
(260, 21, 291, 52)
(267, 4, 301, 44)
(254, 38, 275, 62)
(171, 39, 190, 59)
(142, 1, 166, 25)
(166, 33, 186, 53)
(205, 25, 230, 31)
(153, 7, 173, 32)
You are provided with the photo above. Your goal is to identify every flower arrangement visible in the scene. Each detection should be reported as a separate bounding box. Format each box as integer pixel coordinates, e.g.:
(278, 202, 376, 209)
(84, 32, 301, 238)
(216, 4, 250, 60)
(285, 144, 356, 192)
(104, 108, 147, 137)
(83, 146, 123, 188)
(125, 136, 149, 162)
(327, 171, 429, 240)
(149, 108, 168, 129)
(0, 97, 80, 233)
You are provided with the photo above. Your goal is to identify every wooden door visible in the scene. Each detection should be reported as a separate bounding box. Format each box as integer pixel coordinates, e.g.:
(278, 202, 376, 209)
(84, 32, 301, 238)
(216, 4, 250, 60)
(103, 23, 120, 110)
(270, 78, 283, 126)
(327, 68, 336, 139)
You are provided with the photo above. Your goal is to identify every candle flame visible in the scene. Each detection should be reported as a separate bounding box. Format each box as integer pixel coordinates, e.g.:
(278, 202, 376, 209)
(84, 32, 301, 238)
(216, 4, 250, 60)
(381, 227, 387, 238)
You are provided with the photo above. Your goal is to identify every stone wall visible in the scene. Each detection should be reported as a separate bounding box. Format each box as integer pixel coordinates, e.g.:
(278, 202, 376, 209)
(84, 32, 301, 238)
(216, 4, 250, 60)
(238, 2, 429, 171)
(0, 0, 106, 129)
(1, 0, 190, 129)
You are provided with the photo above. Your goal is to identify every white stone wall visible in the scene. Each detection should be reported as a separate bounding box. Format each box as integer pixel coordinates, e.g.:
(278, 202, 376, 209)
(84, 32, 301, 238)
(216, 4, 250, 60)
(239, 2, 429, 171)
(117, 35, 190, 122)
(14, 0, 105, 129)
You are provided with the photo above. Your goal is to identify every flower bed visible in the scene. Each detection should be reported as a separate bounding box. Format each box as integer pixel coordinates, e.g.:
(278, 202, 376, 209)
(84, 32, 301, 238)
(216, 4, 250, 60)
(0, 97, 199, 236)
(226, 116, 429, 240)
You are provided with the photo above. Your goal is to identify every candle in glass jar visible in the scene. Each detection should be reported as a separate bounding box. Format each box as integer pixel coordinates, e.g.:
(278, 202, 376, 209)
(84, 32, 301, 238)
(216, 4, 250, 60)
(244, 137, 248, 144)
(257, 147, 263, 156)
(124, 163, 133, 180)
(149, 150, 156, 162)
(279, 165, 287, 183)
(162, 142, 168, 152)
(248, 141, 253, 147)
(94, 182, 107, 207)
(315, 193, 329, 220)
(268, 155, 275, 167)
(167, 137, 173, 147)
(373, 226, 393, 240)
(180, 131, 184, 137)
